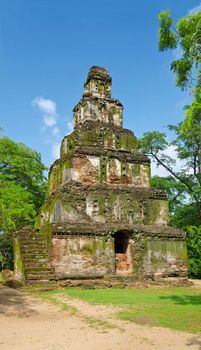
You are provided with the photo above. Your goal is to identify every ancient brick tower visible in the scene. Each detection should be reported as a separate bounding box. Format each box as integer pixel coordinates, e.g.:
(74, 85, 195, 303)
(14, 66, 187, 283)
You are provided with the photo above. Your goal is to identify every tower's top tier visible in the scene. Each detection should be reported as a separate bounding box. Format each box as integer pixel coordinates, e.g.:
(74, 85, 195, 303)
(73, 66, 123, 129)
(84, 66, 112, 98)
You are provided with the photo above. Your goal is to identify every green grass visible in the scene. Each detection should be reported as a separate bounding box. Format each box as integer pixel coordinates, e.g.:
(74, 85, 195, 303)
(54, 287, 201, 334)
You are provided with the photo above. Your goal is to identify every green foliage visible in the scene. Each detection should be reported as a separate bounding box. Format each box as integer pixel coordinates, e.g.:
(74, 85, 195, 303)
(151, 175, 187, 214)
(158, 9, 201, 90)
(0, 233, 13, 270)
(158, 10, 177, 51)
(139, 9, 201, 277)
(0, 135, 47, 270)
(186, 226, 201, 278)
(138, 126, 201, 221)
(142, 9, 201, 222)
(170, 203, 200, 228)
(0, 137, 47, 210)
(0, 178, 36, 232)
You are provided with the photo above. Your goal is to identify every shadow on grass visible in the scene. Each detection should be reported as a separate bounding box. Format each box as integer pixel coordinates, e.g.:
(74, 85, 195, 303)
(0, 285, 37, 317)
(159, 295, 201, 306)
(187, 336, 201, 349)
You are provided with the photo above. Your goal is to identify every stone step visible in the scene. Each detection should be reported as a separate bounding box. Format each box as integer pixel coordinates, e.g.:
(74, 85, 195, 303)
(25, 264, 49, 269)
(26, 274, 55, 280)
(21, 247, 47, 251)
(20, 242, 47, 247)
(20, 242, 47, 246)
(22, 253, 48, 257)
(19, 242, 47, 246)
(25, 269, 51, 274)
(22, 256, 48, 260)
(20, 241, 47, 245)
(22, 258, 48, 262)
(20, 242, 47, 248)
(26, 270, 54, 276)
(26, 280, 57, 286)
(22, 254, 48, 258)
(22, 251, 47, 257)
(19, 237, 47, 241)
(23, 258, 49, 263)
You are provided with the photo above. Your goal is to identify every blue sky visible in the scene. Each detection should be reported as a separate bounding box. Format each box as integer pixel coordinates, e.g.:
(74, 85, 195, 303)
(0, 0, 200, 174)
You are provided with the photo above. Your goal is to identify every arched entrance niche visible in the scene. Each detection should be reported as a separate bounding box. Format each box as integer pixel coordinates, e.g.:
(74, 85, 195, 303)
(113, 230, 133, 274)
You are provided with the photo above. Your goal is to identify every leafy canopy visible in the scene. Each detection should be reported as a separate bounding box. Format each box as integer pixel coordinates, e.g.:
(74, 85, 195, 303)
(0, 136, 47, 232)
(139, 9, 201, 223)
(0, 137, 47, 210)
(158, 9, 201, 90)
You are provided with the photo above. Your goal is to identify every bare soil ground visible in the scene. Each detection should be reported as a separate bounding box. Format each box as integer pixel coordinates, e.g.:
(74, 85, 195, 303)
(0, 285, 201, 350)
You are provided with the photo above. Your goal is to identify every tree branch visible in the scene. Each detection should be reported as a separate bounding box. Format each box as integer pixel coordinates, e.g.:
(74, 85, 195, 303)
(151, 151, 194, 194)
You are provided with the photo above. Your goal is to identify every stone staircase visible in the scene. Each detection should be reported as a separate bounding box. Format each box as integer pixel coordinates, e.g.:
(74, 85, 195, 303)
(17, 229, 55, 284)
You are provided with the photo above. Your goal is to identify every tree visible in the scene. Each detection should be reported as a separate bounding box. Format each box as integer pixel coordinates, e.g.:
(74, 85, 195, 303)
(0, 178, 36, 232)
(186, 226, 201, 279)
(0, 233, 14, 270)
(138, 9, 201, 278)
(158, 9, 201, 91)
(0, 137, 47, 211)
(151, 175, 187, 213)
(0, 135, 47, 270)
(138, 9, 201, 222)
(138, 126, 201, 221)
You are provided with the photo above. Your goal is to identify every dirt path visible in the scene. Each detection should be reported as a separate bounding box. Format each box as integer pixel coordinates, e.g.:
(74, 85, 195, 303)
(0, 285, 200, 350)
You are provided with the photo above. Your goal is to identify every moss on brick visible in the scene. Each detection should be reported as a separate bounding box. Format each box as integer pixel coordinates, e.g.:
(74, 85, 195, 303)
(14, 237, 24, 276)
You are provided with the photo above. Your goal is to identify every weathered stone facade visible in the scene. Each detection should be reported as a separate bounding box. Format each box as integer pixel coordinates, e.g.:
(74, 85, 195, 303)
(14, 66, 188, 283)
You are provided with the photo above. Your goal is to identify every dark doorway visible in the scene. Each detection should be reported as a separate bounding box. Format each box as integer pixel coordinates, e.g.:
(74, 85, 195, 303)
(114, 231, 131, 274)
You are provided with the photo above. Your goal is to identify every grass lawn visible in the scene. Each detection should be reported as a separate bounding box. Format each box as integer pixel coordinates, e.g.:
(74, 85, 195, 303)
(44, 287, 201, 334)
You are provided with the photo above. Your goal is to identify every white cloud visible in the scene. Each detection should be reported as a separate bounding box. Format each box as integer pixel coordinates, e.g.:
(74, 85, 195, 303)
(32, 96, 63, 161)
(33, 97, 56, 115)
(188, 3, 201, 15)
(33, 96, 57, 128)
(43, 115, 57, 127)
(151, 145, 186, 177)
(33, 97, 74, 162)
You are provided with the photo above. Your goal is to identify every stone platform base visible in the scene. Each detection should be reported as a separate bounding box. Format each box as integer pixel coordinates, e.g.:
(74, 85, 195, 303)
(25, 275, 192, 290)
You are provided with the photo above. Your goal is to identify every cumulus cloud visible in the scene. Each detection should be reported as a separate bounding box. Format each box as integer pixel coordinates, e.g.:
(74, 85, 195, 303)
(33, 96, 58, 129)
(151, 145, 186, 177)
(188, 3, 201, 15)
(33, 96, 56, 115)
(33, 96, 61, 161)
(43, 115, 57, 127)
(32, 96, 73, 162)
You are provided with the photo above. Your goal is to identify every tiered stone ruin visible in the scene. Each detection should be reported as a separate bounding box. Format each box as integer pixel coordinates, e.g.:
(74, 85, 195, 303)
(14, 66, 188, 284)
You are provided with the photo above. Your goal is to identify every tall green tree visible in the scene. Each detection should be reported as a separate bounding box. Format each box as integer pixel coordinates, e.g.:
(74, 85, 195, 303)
(0, 135, 47, 269)
(139, 9, 201, 222)
(138, 9, 201, 278)
(158, 9, 201, 91)
(0, 137, 47, 210)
